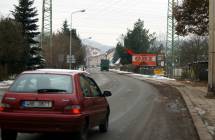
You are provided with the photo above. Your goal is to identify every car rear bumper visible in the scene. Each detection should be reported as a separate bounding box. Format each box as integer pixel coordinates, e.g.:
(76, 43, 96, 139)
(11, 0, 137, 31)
(0, 112, 85, 133)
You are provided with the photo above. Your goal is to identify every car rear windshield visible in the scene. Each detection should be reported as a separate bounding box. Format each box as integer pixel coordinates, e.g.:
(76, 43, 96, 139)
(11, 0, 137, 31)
(9, 74, 73, 93)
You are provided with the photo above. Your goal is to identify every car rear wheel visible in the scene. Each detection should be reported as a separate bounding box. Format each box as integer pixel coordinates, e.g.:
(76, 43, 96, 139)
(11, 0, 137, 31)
(99, 115, 109, 133)
(1, 129, 17, 140)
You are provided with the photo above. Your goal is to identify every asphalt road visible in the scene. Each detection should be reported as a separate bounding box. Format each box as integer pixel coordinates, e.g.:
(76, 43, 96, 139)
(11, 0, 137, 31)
(0, 69, 199, 140)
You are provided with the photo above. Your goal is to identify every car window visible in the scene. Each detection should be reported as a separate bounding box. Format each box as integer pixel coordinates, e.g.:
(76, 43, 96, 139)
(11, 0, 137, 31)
(87, 78, 102, 97)
(24, 78, 37, 91)
(9, 74, 72, 93)
(79, 75, 92, 97)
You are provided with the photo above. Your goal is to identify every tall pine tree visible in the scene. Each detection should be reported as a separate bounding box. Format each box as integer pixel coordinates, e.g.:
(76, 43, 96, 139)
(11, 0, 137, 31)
(12, 0, 44, 69)
(114, 19, 156, 65)
(61, 20, 70, 36)
(124, 19, 155, 54)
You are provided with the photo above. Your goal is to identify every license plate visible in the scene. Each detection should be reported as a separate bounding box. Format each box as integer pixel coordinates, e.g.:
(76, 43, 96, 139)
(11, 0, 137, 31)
(22, 101, 52, 108)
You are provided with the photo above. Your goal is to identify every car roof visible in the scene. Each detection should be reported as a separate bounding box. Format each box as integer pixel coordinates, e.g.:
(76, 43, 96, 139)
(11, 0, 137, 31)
(22, 69, 90, 76)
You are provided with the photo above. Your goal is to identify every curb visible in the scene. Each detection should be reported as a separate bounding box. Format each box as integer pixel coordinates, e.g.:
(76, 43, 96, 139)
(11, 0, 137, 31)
(177, 87, 213, 140)
(110, 69, 213, 140)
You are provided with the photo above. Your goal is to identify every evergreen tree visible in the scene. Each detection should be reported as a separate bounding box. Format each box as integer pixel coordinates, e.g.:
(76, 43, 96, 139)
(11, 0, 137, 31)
(12, 0, 44, 69)
(28, 45, 45, 69)
(174, 0, 209, 36)
(0, 17, 25, 78)
(115, 19, 155, 65)
(61, 20, 70, 35)
(112, 46, 120, 64)
(115, 42, 131, 65)
(124, 19, 155, 54)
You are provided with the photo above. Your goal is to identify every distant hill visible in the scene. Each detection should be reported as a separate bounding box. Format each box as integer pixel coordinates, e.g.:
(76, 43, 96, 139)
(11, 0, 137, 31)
(82, 39, 114, 53)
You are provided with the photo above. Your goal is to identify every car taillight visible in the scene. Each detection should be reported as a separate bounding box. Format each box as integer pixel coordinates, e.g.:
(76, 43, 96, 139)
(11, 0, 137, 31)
(0, 106, 4, 112)
(0, 103, 10, 112)
(72, 108, 81, 114)
(64, 105, 81, 114)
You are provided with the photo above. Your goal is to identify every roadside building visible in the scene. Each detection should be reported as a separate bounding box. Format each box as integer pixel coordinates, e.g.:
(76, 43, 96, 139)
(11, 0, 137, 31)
(106, 48, 115, 63)
(88, 54, 106, 67)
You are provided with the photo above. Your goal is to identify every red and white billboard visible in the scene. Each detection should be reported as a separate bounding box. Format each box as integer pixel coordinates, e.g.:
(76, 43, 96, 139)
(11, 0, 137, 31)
(132, 54, 157, 66)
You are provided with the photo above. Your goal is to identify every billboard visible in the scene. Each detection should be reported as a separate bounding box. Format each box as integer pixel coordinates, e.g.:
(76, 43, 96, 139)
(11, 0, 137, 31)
(132, 54, 157, 66)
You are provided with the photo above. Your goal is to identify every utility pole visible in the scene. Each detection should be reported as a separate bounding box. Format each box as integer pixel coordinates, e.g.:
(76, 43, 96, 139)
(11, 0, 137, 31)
(41, 0, 52, 66)
(166, 0, 178, 78)
(208, 0, 215, 95)
(69, 9, 86, 69)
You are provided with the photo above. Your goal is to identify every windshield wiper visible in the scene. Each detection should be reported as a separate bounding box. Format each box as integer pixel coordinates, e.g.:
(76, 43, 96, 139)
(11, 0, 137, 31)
(37, 89, 67, 93)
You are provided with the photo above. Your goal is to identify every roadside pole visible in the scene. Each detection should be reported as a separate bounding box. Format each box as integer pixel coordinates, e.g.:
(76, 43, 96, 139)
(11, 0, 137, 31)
(208, 0, 215, 95)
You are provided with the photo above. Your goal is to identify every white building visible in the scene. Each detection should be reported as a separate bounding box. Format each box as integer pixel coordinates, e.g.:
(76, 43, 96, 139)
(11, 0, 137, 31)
(86, 47, 101, 57)
(88, 54, 106, 67)
(106, 48, 115, 63)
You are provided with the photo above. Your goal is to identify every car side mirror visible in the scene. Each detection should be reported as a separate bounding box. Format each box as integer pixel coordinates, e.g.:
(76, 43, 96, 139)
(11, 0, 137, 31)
(103, 91, 112, 97)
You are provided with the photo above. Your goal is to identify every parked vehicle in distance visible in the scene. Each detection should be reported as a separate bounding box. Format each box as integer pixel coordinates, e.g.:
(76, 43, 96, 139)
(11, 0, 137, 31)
(0, 69, 112, 140)
(100, 59, 110, 71)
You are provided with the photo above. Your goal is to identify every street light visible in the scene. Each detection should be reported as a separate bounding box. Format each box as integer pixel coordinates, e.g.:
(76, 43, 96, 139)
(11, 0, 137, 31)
(69, 9, 86, 69)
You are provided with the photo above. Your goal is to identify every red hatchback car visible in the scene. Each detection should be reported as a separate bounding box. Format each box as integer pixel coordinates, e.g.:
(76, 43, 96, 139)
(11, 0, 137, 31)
(0, 69, 112, 140)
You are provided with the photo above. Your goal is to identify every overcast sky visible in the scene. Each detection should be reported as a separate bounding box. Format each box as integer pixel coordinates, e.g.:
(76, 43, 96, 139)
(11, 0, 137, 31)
(0, 0, 168, 46)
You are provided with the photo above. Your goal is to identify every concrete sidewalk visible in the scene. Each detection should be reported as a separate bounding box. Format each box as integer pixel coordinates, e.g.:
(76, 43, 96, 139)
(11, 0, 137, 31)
(110, 69, 214, 140)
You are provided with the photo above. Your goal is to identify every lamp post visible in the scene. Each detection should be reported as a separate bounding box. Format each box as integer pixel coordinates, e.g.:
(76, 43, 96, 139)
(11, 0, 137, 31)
(69, 9, 86, 69)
